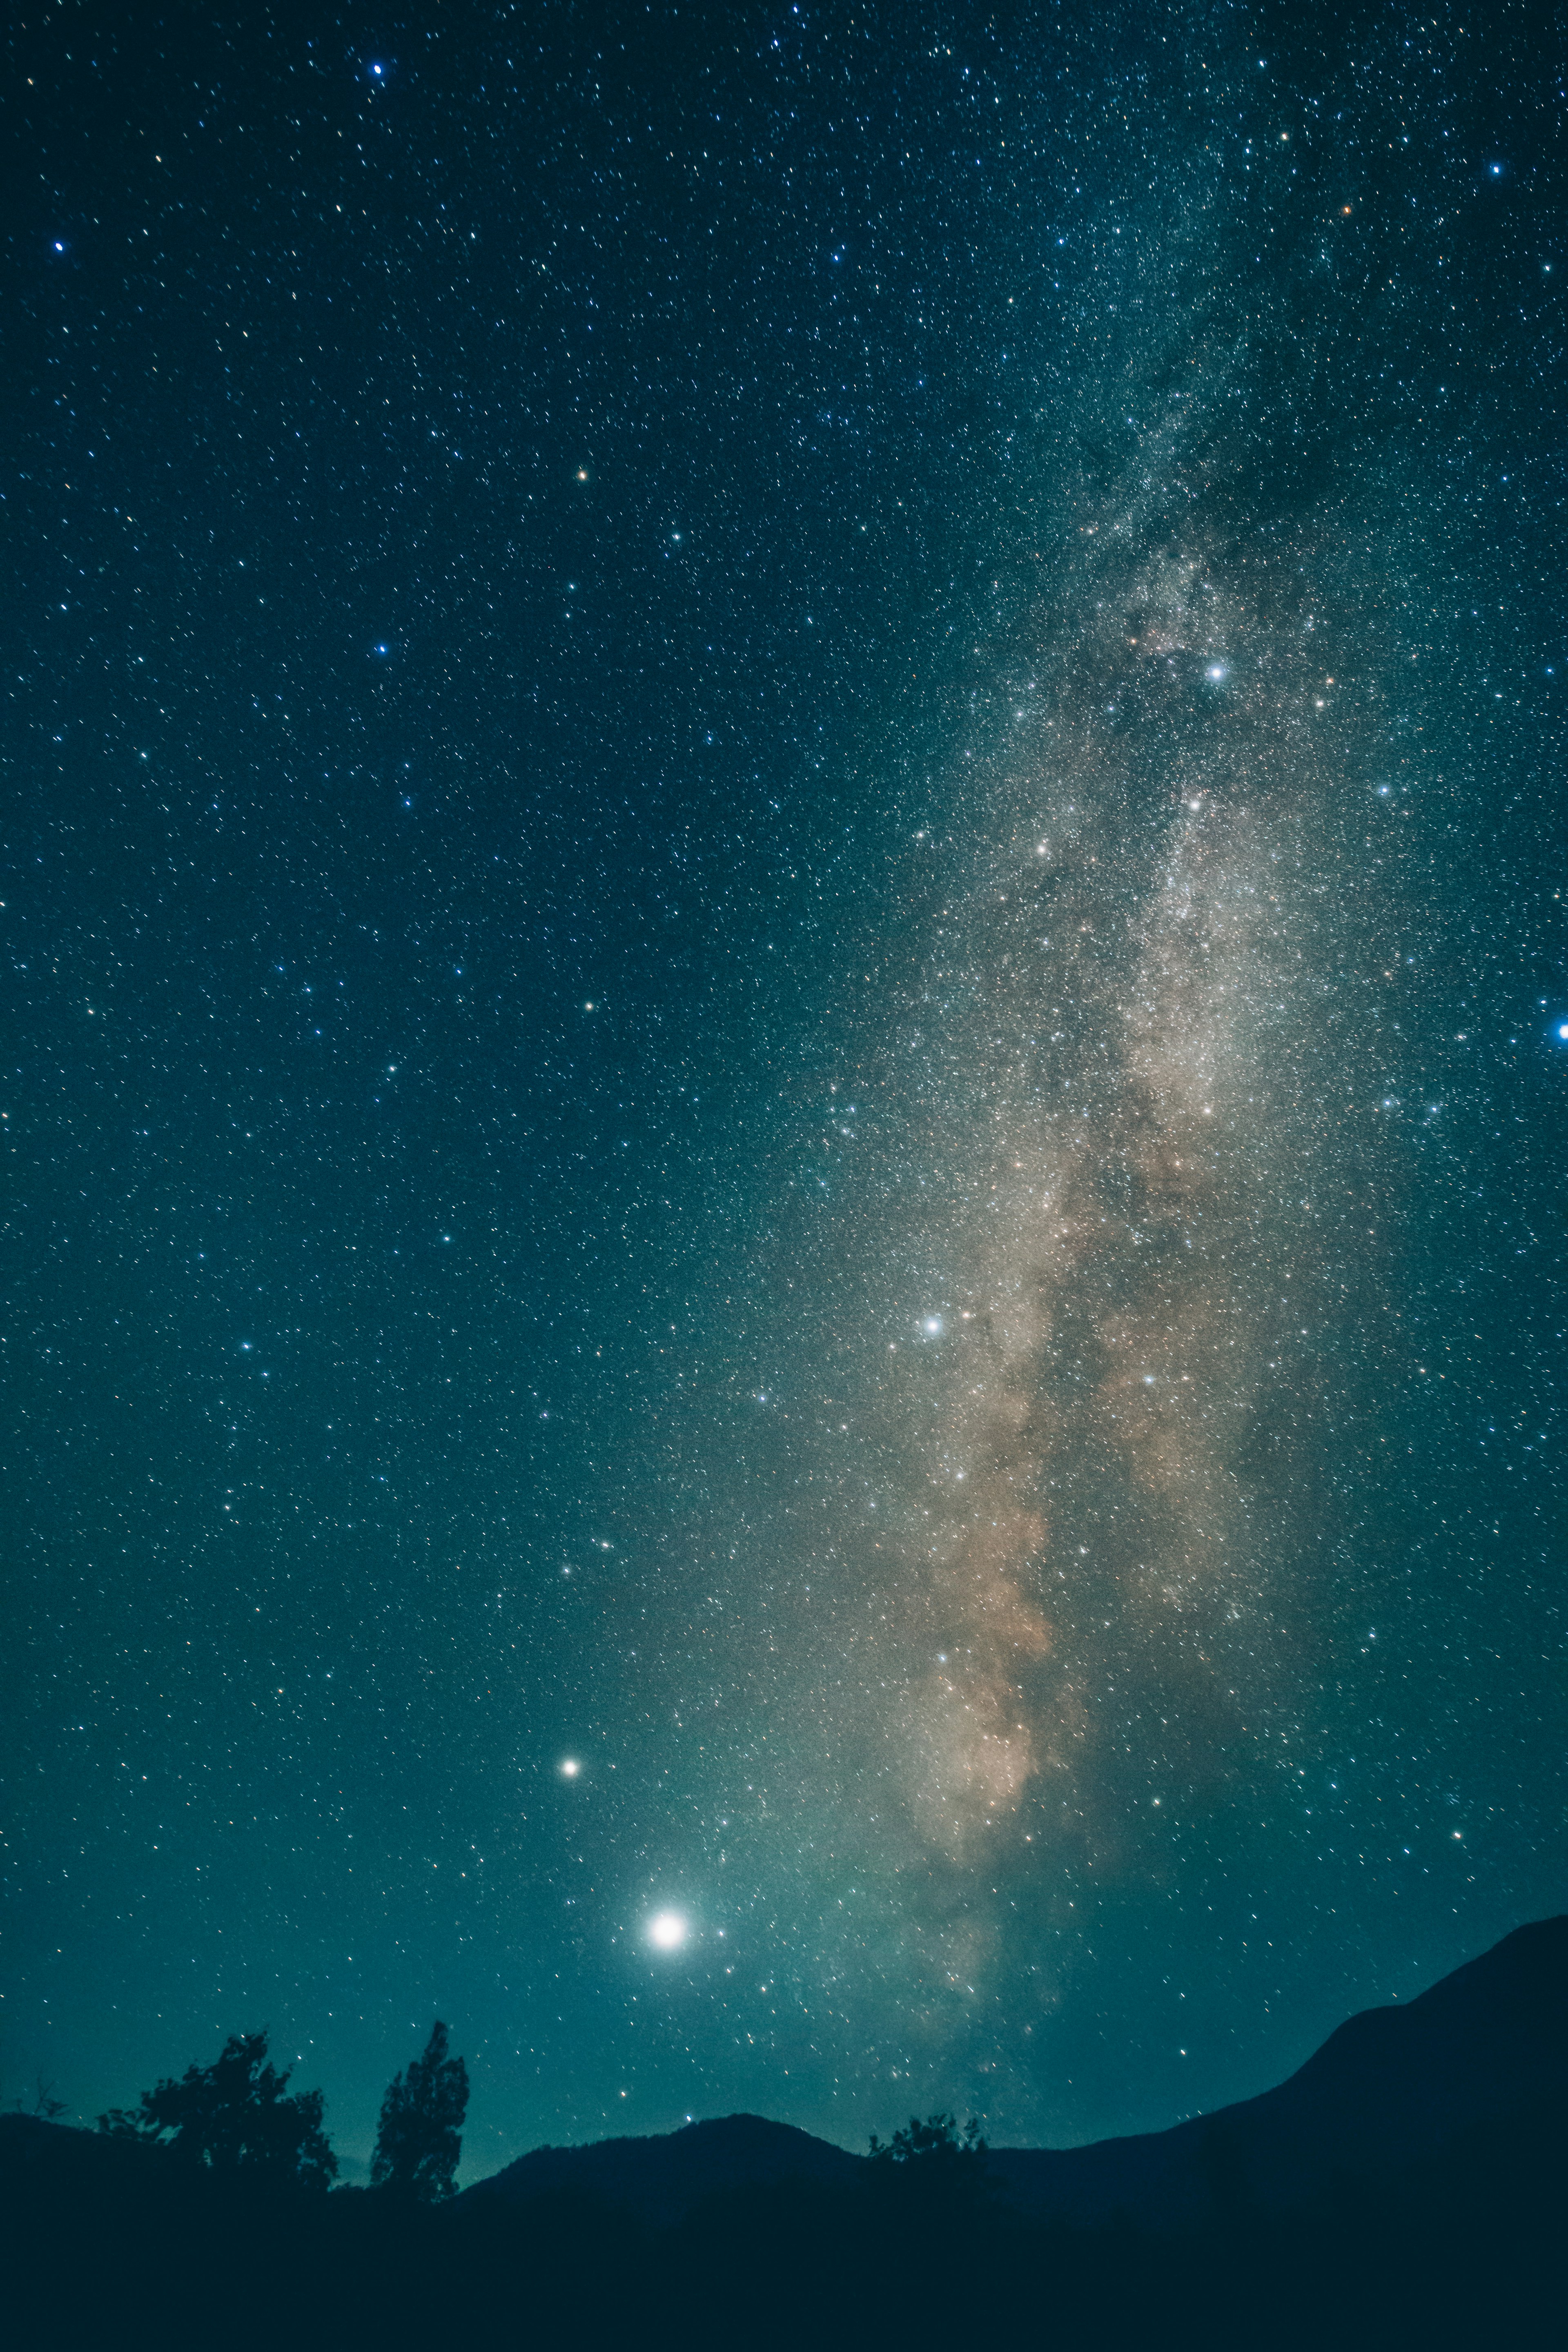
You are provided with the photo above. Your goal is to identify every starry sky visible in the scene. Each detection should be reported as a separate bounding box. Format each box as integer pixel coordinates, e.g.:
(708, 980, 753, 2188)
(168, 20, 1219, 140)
(4, 2, 1566, 2185)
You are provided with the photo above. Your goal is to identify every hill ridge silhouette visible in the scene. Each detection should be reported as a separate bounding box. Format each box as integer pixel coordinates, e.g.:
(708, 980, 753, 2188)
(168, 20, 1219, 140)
(461, 1914, 1568, 2226)
(3, 1917, 1563, 2349)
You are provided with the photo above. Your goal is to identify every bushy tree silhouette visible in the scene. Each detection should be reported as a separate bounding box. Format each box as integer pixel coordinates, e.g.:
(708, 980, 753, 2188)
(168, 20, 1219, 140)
(868, 2110, 988, 2169)
(371, 2020, 469, 2200)
(867, 2111, 992, 2208)
(97, 2030, 336, 2189)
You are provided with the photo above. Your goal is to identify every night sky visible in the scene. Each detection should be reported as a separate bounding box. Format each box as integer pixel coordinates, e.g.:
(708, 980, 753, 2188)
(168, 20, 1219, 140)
(5, 2, 1566, 2186)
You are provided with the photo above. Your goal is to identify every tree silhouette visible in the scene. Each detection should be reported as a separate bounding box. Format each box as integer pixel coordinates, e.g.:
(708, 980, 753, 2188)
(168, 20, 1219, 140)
(867, 2111, 992, 2208)
(10, 2073, 67, 2120)
(371, 2020, 469, 2200)
(97, 2030, 336, 2190)
(868, 2110, 988, 2169)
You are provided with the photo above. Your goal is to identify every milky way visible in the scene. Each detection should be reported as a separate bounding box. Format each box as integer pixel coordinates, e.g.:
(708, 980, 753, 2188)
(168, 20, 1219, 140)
(669, 120, 1560, 2128)
(707, 371, 1415, 2079)
(873, 460, 1404, 1864)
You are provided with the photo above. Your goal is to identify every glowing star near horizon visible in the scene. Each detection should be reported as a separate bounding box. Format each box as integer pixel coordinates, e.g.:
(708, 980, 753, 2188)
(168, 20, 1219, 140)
(648, 1911, 688, 1950)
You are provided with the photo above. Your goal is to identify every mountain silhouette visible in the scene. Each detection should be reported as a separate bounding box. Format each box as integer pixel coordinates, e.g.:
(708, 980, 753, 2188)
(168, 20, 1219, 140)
(2, 1919, 1562, 2350)
(460, 2109, 862, 2226)
(462, 1915, 1567, 2226)
(987, 1913, 1568, 2222)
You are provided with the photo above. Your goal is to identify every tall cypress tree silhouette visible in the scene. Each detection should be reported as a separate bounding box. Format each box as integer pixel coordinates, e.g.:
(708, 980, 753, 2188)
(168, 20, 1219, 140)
(371, 2021, 469, 2200)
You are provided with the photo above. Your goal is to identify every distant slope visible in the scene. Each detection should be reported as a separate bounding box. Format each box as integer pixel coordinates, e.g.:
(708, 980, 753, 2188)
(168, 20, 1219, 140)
(463, 1916, 1568, 2228)
(986, 1913, 1568, 2223)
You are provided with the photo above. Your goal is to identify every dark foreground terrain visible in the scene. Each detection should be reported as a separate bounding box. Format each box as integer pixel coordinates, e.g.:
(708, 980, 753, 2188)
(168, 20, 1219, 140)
(4, 1919, 1564, 2352)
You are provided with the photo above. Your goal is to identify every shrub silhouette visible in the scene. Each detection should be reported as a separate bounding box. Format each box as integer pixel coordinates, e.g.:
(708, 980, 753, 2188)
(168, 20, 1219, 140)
(866, 2111, 993, 2210)
(868, 2110, 988, 2171)
(10, 2072, 67, 2120)
(371, 2020, 469, 2200)
(96, 2028, 336, 2189)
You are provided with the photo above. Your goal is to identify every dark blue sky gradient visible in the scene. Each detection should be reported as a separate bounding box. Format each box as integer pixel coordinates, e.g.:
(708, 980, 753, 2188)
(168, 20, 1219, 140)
(3, 1, 1565, 2183)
